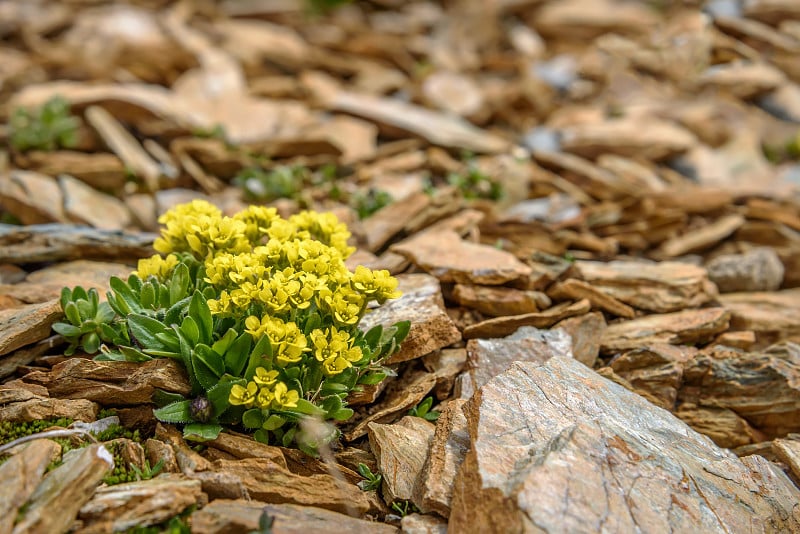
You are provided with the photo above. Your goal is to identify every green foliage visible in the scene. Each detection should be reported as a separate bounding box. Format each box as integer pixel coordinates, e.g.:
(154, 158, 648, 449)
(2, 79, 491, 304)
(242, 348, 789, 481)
(53, 287, 119, 356)
(124, 509, 193, 534)
(357, 462, 382, 491)
(407, 396, 440, 422)
(447, 166, 503, 201)
(0, 418, 74, 445)
(9, 96, 80, 152)
(353, 189, 393, 220)
(55, 201, 409, 451)
(390, 500, 419, 517)
(248, 509, 275, 534)
(234, 166, 304, 203)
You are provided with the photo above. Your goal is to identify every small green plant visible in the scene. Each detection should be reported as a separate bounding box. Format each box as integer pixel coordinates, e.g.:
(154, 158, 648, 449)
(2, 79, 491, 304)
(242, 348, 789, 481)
(124, 509, 193, 534)
(407, 396, 440, 422)
(448, 166, 503, 201)
(52, 287, 118, 355)
(353, 189, 393, 220)
(130, 458, 165, 481)
(55, 201, 409, 453)
(234, 166, 303, 202)
(248, 509, 275, 534)
(9, 96, 80, 152)
(390, 500, 419, 517)
(357, 462, 382, 491)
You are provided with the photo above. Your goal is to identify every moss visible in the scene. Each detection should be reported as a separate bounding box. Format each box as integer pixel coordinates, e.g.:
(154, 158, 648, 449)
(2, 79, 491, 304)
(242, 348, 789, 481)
(0, 418, 74, 445)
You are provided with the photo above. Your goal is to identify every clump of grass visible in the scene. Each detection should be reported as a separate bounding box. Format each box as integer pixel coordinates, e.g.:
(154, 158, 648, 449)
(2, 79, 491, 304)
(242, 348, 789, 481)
(9, 96, 80, 152)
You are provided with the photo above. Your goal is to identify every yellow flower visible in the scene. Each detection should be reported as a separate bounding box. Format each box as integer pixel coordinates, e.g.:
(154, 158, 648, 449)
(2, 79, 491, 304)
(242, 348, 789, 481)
(352, 266, 402, 303)
(245, 316, 309, 367)
(207, 291, 232, 315)
(253, 367, 279, 387)
(255, 387, 274, 409)
(324, 287, 364, 326)
(229, 382, 257, 407)
(271, 382, 299, 409)
(322, 355, 351, 376)
(234, 205, 280, 244)
(133, 254, 179, 281)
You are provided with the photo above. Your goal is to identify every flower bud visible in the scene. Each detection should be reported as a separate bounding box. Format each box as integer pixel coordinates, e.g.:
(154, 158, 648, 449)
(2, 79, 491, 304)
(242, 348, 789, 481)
(189, 396, 213, 423)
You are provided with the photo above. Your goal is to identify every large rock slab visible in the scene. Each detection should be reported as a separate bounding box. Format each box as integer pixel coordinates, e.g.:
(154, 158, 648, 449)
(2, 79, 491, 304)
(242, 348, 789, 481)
(0, 439, 62, 534)
(0, 299, 62, 356)
(359, 274, 461, 364)
(392, 231, 532, 286)
(601, 308, 730, 354)
(449, 357, 800, 533)
(575, 260, 713, 313)
(190, 500, 398, 534)
(719, 289, 800, 344)
(452, 284, 549, 317)
(463, 299, 590, 340)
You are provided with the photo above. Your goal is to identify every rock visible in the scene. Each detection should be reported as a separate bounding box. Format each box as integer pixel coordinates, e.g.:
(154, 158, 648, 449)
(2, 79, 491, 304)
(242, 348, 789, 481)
(608, 344, 697, 410)
(0, 336, 61, 380)
(601, 308, 730, 354)
(553, 312, 606, 368)
(190, 500, 399, 534)
(368, 416, 435, 505)
(359, 274, 461, 365)
(449, 357, 800, 533)
(532, 150, 634, 200)
(77, 475, 204, 533)
(363, 193, 430, 252)
(560, 118, 697, 161)
(392, 231, 532, 286)
(422, 348, 467, 400)
(1, 260, 131, 304)
(575, 260, 714, 312)
(155, 424, 212, 475)
(0, 395, 97, 423)
(13, 444, 114, 534)
(345, 370, 438, 442)
(401, 513, 448, 534)
(143, 438, 180, 474)
(772, 436, 800, 483)
(714, 330, 757, 350)
(679, 344, 800, 438)
(547, 278, 635, 318)
(463, 299, 590, 340)
(706, 247, 785, 292)
(657, 214, 746, 257)
(744, 0, 800, 25)
(202, 458, 371, 517)
(422, 71, 484, 118)
(19, 150, 127, 191)
(451, 284, 549, 317)
(417, 399, 469, 517)
(0, 439, 62, 534)
(675, 405, 765, 448)
(207, 431, 287, 468)
(59, 175, 132, 230)
(0, 170, 67, 225)
(533, 0, 658, 40)
(0, 299, 62, 356)
(466, 327, 572, 390)
(719, 289, 800, 344)
(699, 61, 786, 99)
(38, 358, 191, 405)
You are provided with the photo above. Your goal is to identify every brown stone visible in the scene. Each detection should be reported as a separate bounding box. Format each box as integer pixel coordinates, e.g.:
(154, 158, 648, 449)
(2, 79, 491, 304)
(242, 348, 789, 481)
(719, 289, 800, 345)
(59, 174, 132, 230)
(155, 424, 212, 475)
(466, 327, 572, 391)
(575, 260, 713, 312)
(14, 444, 114, 534)
(449, 357, 800, 533)
(417, 399, 469, 518)
(608, 344, 697, 410)
(423, 348, 467, 400)
(143, 439, 180, 474)
(548, 278, 635, 318)
(368, 416, 435, 505)
(706, 247, 785, 292)
(364, 193, 430, 252)
(675, 405, 765, 449)
(679, 344, 800, 439)
(19, 150, 127, 190)
(41, 358, 191, 405)
(657, 214, 746, 257)
(714, 330, 757, 350)
(401, 513, 448, 534)
(0, 170, 67, 225)
(534, 0, 658, 39)
(772, 436, 800, 484)
(204, 458, 371, 517)
(0, 299, 62, 356)
(392, 231, 532, 286)
(553, 312, 606, 368)
(451, 284, 549, 317)
(463, 299, 591, 340)
(359, 274, 461, 364)
(0, 439, 62, 534)
(699, 61, 786, 99)
(189, 500, 398, 534)
(77, 475, 204, 533)
(1, 260, 131, 304)
(207, 431, 287, 468)
(0, 395, 98, 423)
(600, 308, 730, 354)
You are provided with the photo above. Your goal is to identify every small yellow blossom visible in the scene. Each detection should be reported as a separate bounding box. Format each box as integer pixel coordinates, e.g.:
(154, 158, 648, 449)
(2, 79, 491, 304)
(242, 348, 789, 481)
(133, 254, 180, 281)
(229, 382, 258, 407)
(271, 382, 299, 409)
(255, 387, 274, 409)
(253, 367, 279, 387)
(352, 265, 402, 303)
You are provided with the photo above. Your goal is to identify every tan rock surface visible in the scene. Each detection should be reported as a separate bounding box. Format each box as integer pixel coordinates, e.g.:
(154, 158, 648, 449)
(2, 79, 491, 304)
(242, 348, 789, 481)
(719, 289, 800, 344)
(449, 357, 800, 533)
(608, 344, 697, 410)
(601, 308, 730, 354)
(0, 439, 62, 534)
(452, 284, 549, 317)
(464, 299, 590, 340)
(0, 299, 62, 356)
(548, 278, 635, 318)
(553, 312, 606, 368)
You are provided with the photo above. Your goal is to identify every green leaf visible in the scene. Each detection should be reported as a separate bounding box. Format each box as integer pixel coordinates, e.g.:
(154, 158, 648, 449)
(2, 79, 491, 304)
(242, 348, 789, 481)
(60, 287, 72, 310)
(81, 332, 100, 353)
(179, 316, 200, 346)
(152, 389, 186, 408)
(72, 286, 88, 301)
(155, 331, 180, 352)
(244, 334, 272, 380)
(95, 302, 116, 324)
(363, 324, 383, 351)
(262, 414, 286, 431)
(320, 382, 349, 395)
(211, 328, 237, 357)
(140, 281, 156, 309)
(189, 291, 212, 344)
(332, 408, 354, 421)
(183, 423, 222, 442)
(119, 345, 153, 362)
(109, 276, 142, 315)
(52, 322, 82, 338)
(164, 296, 191, 327)
(153, 400, 193, 423)
(291, 399, 326, 417)
(63, 301, 81, 326)
(253, 429, 271, 444)
(224, 333, 252, 377)
(169, 263, 190, 305)
(392, 320, 411, 344)
(242, 409, 264, 429)
(207, 379, 237, 416)
(358, 371, 386, 385)
(321, 395, 343, 416)
(192, 344, 225, 391)
(127, 314, 168, 351)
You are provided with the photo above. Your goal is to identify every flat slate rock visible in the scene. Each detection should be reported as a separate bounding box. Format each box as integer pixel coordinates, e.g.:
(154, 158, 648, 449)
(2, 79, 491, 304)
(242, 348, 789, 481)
(359, 274, 461, 364)
(719, 289, 800, 344)
(449, 356, 800, 533)
(0, 439, 62, 534)
(190, 500, 398, 534)
(463, 299, 590, 340)
(0, 299, 62, 356)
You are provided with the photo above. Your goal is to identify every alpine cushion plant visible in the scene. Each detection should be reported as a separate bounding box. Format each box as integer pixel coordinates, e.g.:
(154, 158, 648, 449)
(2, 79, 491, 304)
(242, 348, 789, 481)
(53, 200, 408, 452)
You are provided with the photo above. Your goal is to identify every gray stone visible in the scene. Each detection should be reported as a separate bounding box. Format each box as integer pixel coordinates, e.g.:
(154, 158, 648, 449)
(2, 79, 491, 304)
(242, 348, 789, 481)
(706, 247, 785, 292)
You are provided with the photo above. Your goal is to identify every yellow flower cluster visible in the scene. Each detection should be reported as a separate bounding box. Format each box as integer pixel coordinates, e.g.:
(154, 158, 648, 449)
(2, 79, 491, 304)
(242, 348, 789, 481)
(309, 326, 363, 376)
(229, 367, 299, 410)
(134, 253, 180, 282)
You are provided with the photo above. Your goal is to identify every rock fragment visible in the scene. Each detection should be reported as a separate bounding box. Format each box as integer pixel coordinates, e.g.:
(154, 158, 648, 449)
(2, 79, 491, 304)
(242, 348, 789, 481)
(706, 247, 784, 292)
